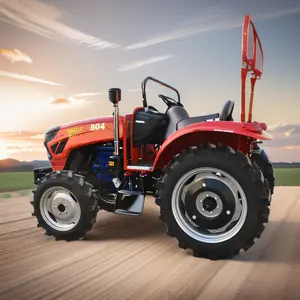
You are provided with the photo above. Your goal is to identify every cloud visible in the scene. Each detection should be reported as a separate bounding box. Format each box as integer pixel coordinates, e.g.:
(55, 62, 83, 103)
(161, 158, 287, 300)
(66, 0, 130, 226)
(0, 131, 44, 141)
(124, 24, 236, 50)
(50, 96, 85, 106)
(0, 48, 33, 63)
(0, 70, 64, 86)
(71, 92, 106, 97)
(29, 134, 44, 140)
(123, 3, 300, 50)
(49, 91, 106, 106)
(117, 55, 174, 72)
(254, 5, 300, 21)
(0, 131, 45, 156)
(6, 144, 45, 152)
(264, 123, 300, 147)
(0, 0, 120, 50)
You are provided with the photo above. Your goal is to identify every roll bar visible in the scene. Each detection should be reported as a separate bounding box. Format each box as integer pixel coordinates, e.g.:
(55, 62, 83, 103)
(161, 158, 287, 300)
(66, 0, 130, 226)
(241, 14, 264, 123)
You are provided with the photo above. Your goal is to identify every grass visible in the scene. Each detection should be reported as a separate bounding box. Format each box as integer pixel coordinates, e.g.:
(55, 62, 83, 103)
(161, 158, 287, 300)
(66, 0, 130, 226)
(0, 193, 12, 199)
(0, 168, 299, 194)
(274, 168, 300, 186)
(0, 172, 34, 193)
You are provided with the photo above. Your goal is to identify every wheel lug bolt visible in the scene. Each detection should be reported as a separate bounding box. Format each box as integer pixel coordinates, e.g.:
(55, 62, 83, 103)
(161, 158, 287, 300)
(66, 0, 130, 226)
(192, 215, 196, 220)
(64, 211, 67, 214)
(226, 210, 231, 215)
(59, 212, 61, 215)
(54, 206, 57, 209)
(206, 194, 209, 197)
(202, 183, 206, 187)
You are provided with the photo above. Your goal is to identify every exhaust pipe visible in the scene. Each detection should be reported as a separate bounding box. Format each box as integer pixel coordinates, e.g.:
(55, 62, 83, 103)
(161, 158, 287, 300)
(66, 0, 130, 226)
(108, 88, 121, 156)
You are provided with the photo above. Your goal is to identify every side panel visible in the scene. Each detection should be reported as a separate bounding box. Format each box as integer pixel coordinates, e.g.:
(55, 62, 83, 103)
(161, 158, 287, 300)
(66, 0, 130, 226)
(47, 116, 125, 170)
(152, 121, 271, 170)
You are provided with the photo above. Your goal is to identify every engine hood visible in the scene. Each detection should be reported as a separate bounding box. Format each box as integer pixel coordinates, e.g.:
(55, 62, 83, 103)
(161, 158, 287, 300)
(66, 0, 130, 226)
(44, 115, 125, 144)
(60, 115, 118, 129)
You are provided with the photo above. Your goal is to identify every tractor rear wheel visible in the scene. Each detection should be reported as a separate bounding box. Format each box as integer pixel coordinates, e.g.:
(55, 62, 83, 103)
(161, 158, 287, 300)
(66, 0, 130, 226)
(250, 151, 275, 201)
(31, 170, 98, 241)
(157, 144, 270, 260)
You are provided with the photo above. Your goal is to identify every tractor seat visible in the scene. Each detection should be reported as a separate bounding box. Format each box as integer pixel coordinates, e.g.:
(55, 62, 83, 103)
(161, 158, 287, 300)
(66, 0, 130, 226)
(176, 100, 234, 130)
(164, 100, 235, 138)
(176, 112, 220, 130)
(219, 100, 234, 121)
(164, 106, 219, 137)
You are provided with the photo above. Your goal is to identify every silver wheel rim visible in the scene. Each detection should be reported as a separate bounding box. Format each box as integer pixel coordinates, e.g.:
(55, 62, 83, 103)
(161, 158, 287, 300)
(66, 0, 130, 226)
(171, 167, 248, 244)
(39, 186, 81, 231)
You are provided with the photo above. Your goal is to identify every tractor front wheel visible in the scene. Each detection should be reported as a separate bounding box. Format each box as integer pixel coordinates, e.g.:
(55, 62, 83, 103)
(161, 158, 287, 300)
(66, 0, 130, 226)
(31, 170, 99, 241)
(157, 144, 270, 260)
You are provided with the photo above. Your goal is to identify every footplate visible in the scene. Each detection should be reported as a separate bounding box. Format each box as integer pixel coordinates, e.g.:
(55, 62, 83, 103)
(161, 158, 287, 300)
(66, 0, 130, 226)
(114, 190, 145, 216)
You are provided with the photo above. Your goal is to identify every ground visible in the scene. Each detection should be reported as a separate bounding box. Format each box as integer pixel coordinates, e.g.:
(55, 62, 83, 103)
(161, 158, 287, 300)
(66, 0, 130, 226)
(1, 187, 300, 300)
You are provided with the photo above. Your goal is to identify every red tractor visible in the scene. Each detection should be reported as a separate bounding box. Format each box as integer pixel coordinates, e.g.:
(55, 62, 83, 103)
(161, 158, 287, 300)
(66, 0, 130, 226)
(31, 14, 275, 259)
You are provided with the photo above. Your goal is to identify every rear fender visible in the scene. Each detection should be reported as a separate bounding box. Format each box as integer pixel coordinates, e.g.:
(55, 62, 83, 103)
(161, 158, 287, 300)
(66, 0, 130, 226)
(152, 121, 272, 170)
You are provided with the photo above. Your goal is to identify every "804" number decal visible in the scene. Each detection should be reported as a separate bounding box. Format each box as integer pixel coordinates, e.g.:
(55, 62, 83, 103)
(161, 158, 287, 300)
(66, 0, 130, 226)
(90, 123, 106, 131)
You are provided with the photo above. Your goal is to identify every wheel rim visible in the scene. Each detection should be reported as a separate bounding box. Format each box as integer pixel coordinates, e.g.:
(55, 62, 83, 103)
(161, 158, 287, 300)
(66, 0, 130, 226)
(39, 186, 81, 232)
(171, 167, 248, 243)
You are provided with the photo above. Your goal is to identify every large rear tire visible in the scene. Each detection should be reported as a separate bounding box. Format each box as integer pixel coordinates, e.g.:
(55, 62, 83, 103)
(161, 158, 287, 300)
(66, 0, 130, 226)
(157, 144, 270, 260)
(31, 170, 99, 241)
(251, 151, 275, 195)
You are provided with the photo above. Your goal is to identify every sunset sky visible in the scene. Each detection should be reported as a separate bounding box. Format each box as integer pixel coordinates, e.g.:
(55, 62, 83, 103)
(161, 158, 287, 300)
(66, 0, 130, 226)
(0, 0, 300, 162)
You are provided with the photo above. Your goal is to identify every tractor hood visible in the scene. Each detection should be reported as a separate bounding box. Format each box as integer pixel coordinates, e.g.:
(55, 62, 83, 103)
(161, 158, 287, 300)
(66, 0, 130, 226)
(44, 115, 125, 142)
(43, 115, 125, 162)
(60, 115, 118, 129)
(44, 115, 124, 134)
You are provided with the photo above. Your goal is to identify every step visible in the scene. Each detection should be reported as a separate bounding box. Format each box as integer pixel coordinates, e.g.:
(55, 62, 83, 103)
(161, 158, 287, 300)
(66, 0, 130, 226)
(127, 164, 153, 171)
(114, 190, 145, 216)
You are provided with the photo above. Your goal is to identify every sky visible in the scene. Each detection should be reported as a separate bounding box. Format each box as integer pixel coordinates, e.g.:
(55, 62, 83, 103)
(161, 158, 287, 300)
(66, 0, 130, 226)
(0, 0, 299, 162)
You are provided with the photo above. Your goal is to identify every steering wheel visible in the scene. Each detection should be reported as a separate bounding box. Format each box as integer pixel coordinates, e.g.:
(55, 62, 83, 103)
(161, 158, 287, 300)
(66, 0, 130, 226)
(158, 94, 179, 107)
(219, 100, 235, 121)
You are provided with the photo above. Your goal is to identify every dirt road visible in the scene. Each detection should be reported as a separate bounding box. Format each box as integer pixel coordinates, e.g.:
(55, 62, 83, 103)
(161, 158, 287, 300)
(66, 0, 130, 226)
(1, 187, 300, 300)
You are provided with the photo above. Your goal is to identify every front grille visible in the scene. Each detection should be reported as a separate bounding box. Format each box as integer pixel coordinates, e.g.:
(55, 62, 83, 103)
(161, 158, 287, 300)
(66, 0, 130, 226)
(44, 126, 60, 160)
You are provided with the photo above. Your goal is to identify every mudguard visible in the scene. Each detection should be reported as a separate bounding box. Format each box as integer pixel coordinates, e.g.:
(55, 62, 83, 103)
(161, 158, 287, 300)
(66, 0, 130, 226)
(152, 120, 272, 170)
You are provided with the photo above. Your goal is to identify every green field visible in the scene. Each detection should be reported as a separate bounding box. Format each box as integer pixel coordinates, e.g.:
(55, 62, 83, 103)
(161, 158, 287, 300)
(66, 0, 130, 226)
(0, 172, 34, 193)
(0, 168, 299, 194)
(273, 168, 300, 186)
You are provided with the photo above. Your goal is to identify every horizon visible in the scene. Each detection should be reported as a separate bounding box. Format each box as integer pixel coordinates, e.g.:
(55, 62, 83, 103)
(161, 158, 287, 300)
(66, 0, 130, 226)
(0, 0, 300, 162)
(1, 157, 300, 164)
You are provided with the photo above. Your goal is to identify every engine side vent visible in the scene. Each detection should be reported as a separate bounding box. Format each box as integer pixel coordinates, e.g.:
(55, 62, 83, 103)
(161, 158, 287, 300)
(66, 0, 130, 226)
(51, 142, 59, 153)
(55, 138, 69, 154)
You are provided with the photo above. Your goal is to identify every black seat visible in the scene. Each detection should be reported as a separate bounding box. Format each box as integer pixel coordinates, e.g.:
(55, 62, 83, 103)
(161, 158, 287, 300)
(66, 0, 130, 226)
(164, 106, 190, 137)
(219, 100, 234, 121)
(176, 113, 220, 130)
(164, 106, 220, 137)
(165, 100, 235, 137)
